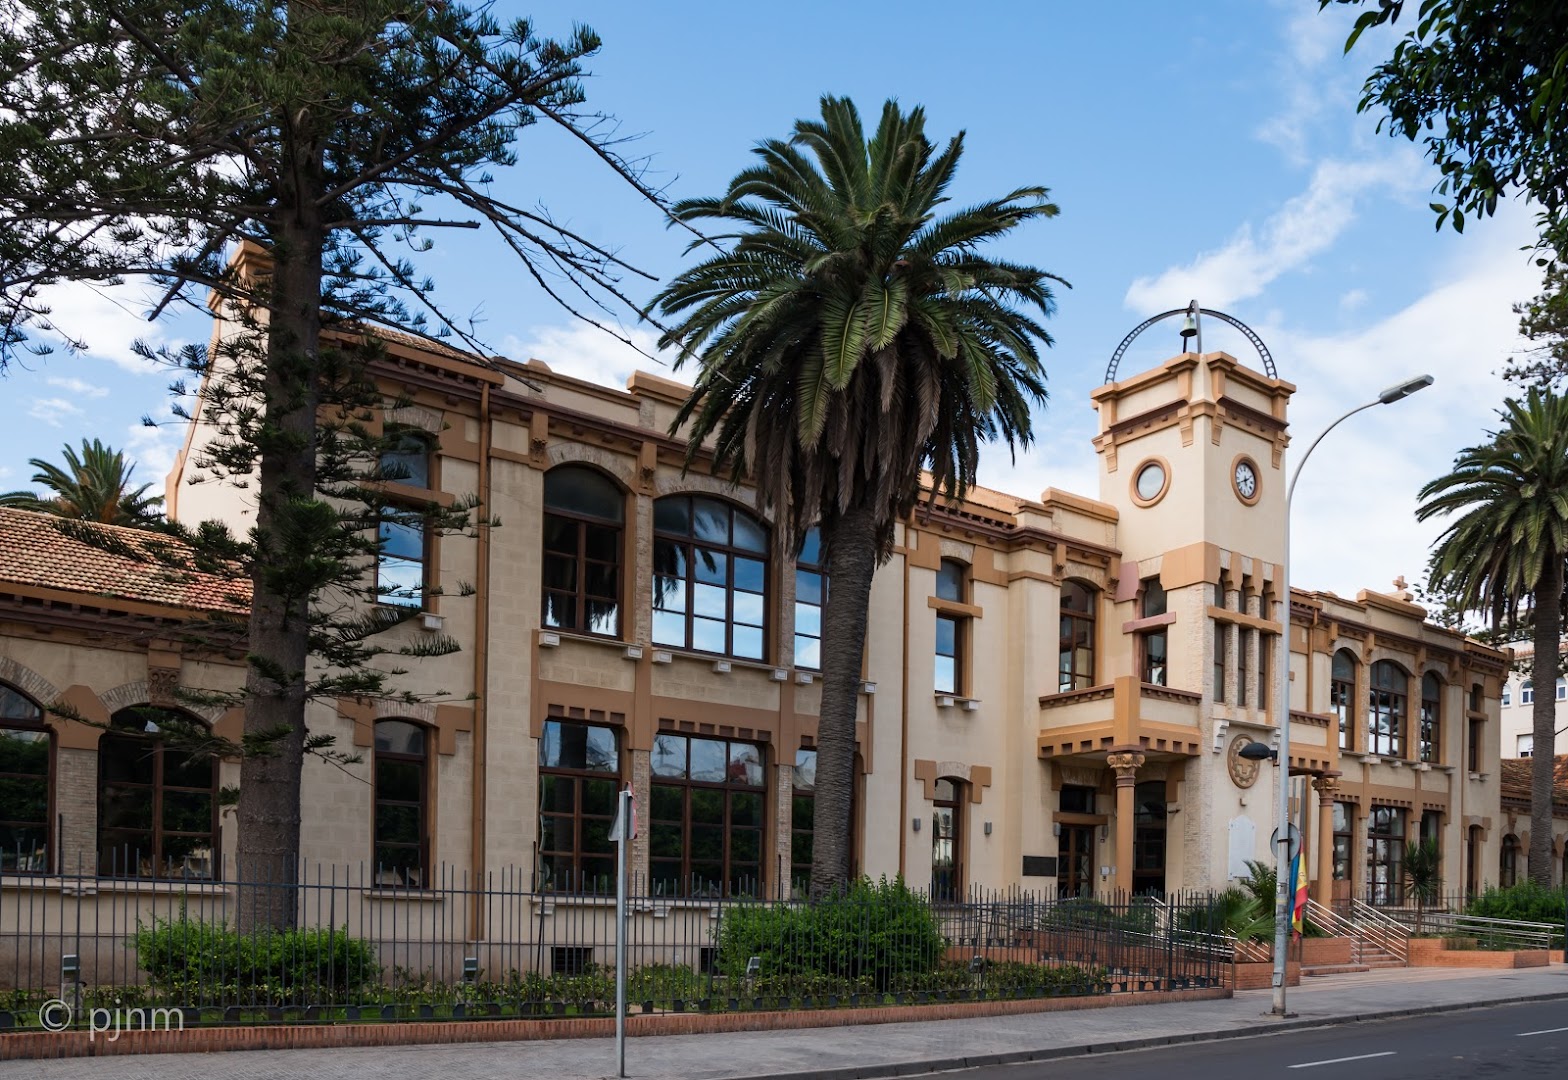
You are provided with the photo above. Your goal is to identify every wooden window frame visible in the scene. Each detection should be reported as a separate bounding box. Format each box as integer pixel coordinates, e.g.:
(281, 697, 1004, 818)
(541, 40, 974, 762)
(1331, 650, 1357, 751)
(649, 733, 766, 898)
(652, 496, 770, 661)
(373, 719, 431, 887)
(1419, 673, 1441, 764)
(98, 707, 219, 880)
(537, 720, 621, 892)
(1058, 580, 1097, 692)
(1367, 661, 1408, 758)
(1366, 805, 1406, 905)
(0, 683, 52, 875)
(542, 467, 625, 639)
(1332, 801, 1353, 882)
(931, 777, 963, 901)
(793, 528, 827, 671)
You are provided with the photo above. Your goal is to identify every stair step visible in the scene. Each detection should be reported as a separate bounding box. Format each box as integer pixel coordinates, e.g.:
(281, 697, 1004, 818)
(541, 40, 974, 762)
(1302, 964, 1372, 976)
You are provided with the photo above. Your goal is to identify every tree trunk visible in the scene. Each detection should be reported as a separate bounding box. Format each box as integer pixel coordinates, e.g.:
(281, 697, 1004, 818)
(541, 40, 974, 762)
(809, 504, 880, 900)
(1528, 556, 1563, 888)
(234, 207, 324, 929)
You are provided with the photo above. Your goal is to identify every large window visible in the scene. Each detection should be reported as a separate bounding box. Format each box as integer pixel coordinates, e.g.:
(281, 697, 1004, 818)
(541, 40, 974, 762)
(1500, 834, 1520, 887)
(1469, 716, 1485, 772)
(373, 720, 429, 887)
(538, 720, 619, 891)
(1331, 650, 1357, 751)
(1366, 805, 1406, 905)
(377, 511, 427, 609)
(934, 559, 968, 695)
(0, 684, 50, 873)
(1419, 672, 1442, 763)
(791, 749, 817, 897)
(1138, 578, 1167, 686)
(650, 733, 764, 897)
(794, 528, 827, 670)
(1058, 580, 1096, 691)
(1367, 661, 1408, 758)
(98, 707, 217, 879)
(931, 777, 963, 900)
(1213, 624, 1228, 702)
(542, 466, 624, 637)
(380, 431, 433, 489)
(653, 496, 769, 660)
(1332, 802, 1353, 882)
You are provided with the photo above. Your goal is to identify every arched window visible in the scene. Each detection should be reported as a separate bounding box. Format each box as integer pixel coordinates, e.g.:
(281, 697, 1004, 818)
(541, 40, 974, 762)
(793, 528, 828, 670)
(1331, 650, 1358, 751)
(1521, 679, 1534, 705)
(653, 496, 769, 660)
(1058, 581, 1096, 692)
(543, 466, 625, 637)
(1368, 661, 1408, 758)
(0, 683, 50, 873)
(649, 733, 765, 897)
(380, 430, 434, 489)
(538, 720, 620, 892)
(1501, 682, 1511, 707)
(1500, 834, 1520, 887)
(931, 777, 964, 900)
(1420, 672, 1442, 763)
(373, 720, 429, 887)
(98, 707, 218, 879)
(934, 559, 969, 694)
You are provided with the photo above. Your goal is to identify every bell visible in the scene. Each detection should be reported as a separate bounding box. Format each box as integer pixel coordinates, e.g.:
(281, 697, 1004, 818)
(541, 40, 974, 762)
(1179, 313, 1198, 340)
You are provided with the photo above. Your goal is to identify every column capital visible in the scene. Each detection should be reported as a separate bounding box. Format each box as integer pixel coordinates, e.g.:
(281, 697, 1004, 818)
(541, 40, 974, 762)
(1106, 749, 1146, 785)
(1312, 771, 1342, 800)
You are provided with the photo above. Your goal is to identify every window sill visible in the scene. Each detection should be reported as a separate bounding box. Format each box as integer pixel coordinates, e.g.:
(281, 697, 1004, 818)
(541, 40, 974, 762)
(365, 887, 445, 902)
(935, 694, 981, 712)
(531, 894, 723, 918)
(1, 875, 227, 897)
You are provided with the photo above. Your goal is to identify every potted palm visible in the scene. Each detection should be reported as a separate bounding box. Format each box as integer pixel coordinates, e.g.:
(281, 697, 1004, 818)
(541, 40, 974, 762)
(1403, 839, 1442, 937)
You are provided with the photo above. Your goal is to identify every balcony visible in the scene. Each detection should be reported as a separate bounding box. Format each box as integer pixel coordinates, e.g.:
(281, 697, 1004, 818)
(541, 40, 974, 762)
(1038, 675, 1203, 761)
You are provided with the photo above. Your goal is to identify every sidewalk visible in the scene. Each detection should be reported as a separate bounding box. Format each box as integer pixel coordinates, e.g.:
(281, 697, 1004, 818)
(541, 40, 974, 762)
(4, 966, 1567, 1080)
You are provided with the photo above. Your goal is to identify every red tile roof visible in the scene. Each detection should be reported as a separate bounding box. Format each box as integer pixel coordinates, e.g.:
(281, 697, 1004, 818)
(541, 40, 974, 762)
(1498, 755, 1568, 814)
(0, 508, 249, 615)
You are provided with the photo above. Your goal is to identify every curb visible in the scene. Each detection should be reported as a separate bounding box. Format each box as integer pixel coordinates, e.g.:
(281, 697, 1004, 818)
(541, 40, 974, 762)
(742, 989, 1568, 1080)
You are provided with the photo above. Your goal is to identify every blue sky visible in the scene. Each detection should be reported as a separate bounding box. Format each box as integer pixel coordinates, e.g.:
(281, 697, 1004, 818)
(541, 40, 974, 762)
(0, 0, 1544, 599)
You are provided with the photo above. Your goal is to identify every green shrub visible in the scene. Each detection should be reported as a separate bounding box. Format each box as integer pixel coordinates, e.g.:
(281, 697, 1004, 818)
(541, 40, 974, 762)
(715, 876, 945, 990)
(133, 915, 379, 1004)
(1465, 881, 1566, 945)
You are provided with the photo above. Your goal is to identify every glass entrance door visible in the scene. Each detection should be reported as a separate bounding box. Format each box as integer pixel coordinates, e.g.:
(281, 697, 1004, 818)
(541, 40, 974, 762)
(1058, 825, 1094, 898)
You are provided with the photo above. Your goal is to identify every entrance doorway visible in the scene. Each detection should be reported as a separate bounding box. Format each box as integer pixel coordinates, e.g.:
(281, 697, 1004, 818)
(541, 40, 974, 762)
(1133, 780, 1168, 896)
(1058, 825, 1094, 897)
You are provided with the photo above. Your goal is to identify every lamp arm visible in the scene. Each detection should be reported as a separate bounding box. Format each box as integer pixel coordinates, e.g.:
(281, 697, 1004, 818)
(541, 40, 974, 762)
(1286, 398, 1382, 508)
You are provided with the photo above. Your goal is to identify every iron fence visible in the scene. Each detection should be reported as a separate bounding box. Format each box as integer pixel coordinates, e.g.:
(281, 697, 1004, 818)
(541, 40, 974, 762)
(0, 861, 1228, 1030)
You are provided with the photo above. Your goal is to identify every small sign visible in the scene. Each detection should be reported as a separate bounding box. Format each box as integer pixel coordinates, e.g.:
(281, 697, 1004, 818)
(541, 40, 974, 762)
(608, 785, 638, 841)
(1269, 823, 1303, 864)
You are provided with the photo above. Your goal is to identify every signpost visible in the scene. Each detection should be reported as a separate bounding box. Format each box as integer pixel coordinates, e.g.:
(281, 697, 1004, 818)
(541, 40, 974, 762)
(609, 785, 637, 1078)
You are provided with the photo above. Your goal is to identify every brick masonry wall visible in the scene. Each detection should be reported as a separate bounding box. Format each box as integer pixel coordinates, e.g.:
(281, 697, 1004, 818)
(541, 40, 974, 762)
(0, 986, 1231, 1060)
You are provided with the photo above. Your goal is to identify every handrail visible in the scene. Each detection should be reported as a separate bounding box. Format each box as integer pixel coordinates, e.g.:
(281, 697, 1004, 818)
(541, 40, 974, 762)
(1399, 910, 1557, 950)
(1304, 898, 1355, 938)
(1349, 898, 1411, 961)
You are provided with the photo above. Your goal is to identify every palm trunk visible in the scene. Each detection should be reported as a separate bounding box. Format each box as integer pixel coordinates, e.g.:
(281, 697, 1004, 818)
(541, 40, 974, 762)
(809, 505, 879, 900)
(1528, 556, 1562, 888)
(234, 206, 324, 930)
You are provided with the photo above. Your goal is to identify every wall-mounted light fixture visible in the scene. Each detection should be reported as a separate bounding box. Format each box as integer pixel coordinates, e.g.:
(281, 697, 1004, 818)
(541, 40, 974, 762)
(983, 821, 993, 836)
(1052, 822, 1062, 837)
(912, 818, 922, 833)
(1098, 825, 1108, 843)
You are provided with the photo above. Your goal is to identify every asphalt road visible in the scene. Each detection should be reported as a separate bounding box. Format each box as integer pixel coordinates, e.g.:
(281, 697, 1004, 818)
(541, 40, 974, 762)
(959, 998, 1568, 1079)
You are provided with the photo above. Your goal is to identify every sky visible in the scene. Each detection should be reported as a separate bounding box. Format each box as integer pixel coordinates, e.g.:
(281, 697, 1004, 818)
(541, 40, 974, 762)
(0, 0, 1547, 601)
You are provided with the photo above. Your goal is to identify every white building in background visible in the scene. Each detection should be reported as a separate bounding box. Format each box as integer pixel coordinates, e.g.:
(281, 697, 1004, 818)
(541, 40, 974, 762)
(1498, 644, 1568, 760)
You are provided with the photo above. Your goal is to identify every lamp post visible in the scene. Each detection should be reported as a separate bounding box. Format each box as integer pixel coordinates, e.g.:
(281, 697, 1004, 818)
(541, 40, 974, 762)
(1264, 373, 1434, 1017)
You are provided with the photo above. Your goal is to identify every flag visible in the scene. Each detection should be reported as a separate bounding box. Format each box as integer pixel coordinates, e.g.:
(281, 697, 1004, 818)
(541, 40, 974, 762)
(1290, 849, 1307, 938)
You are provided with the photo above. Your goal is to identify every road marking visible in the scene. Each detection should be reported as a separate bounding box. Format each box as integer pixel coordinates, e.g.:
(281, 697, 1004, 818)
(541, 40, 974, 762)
(1288, 1052, 1396, 1069)
(1516, 1026, 1568, 1037)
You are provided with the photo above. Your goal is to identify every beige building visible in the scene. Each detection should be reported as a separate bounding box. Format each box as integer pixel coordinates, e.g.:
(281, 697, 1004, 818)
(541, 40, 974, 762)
(0, 265, 1525, 936)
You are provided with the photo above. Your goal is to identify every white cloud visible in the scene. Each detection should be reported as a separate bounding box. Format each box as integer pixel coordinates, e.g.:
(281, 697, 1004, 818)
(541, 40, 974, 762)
(1338, 288, 1369, 312)
(45, 375, 110, 398)
(501, 322, 685, 390)
(28, 397, 83, 427)
(25, 279, 184, 374)
(1255, 7, 1360, 164)
(1123, 153, 1425, 313)
(125, 421, 180, 488)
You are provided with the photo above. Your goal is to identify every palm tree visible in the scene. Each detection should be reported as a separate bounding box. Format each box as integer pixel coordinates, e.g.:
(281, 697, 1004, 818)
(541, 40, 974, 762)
(1402, 838, 1442, 935)
(1417, 387, 1568, 887)
(651, 96, 1066, 897)
(0, 438, 162, 525)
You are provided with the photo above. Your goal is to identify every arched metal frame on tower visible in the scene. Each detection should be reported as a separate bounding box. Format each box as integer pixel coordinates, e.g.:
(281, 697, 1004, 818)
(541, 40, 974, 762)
(1105, 301, 1277, 384)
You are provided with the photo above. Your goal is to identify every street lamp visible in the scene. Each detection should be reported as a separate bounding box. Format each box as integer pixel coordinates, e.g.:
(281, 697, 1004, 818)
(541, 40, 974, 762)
(1267, 372, 1434, 1017)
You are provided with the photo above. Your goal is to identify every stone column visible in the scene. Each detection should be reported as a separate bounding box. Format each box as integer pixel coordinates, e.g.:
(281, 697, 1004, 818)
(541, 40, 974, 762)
(1107, 748, 1145, 897)
(1312, 773, 1340, 908)
(629, 748, 651, 893)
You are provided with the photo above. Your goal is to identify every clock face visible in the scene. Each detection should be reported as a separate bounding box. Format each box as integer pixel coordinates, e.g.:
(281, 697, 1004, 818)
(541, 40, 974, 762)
(1234, 460, 1258, 501)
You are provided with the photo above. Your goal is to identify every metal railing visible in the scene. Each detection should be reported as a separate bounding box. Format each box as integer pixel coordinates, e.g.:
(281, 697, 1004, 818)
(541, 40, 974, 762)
(0, 863, 1226, 1031)
(1347, 898, 1412, 962)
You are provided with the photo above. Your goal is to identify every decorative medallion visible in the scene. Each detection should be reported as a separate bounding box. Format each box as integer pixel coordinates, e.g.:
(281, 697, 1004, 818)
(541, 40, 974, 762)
(1227, 733, 1261, 789)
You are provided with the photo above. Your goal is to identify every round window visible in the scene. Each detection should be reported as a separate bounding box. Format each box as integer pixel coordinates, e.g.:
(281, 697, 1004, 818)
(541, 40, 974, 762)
(1134, 461, 1166, 502)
